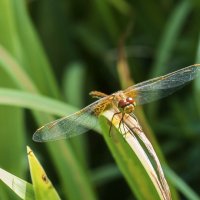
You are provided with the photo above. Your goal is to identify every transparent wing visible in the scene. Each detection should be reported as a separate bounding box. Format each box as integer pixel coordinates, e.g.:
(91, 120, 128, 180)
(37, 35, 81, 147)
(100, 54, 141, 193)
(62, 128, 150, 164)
(124, 65, 200, 105)
(33, 97, 111, 142)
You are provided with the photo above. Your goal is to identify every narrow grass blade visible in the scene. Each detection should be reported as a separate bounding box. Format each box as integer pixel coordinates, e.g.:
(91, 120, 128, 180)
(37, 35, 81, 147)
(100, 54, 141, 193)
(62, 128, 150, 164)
(116, 26, 179, 200)
(0, 45, 37, 92)
(0, 0, 26, 189)
(11, 0, 60, 98)
(0, 48, 97, 200)
(0, 88, 76, 117)
(107, 0, 130, 15)
(0, 1, 97, 199)
(117, 40, 134, 89)
(93, 0, 119, 41)
(63, 63, 89, 167)
(99, 109, 171, 200)
(47, 141, 96, 200)
(165, 167, 200, 200)
(0, 88, 100, 134)
(0, 168, 34, 200)
(194, 33, 200, 115)
(151, 0, 192, 77)
(27, 146, 61, 200)
(148, 0, 192, 116)
(91, 164, 121, 186)
(123, 116, 171, 200)
(63, 62, 86, 107)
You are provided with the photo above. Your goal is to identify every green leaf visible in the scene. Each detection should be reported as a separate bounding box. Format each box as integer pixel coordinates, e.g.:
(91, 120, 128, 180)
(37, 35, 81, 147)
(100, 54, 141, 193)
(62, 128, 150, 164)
(148, 0, 192, 118)
(0, 2, 26, 199)
(0, 168, 34, 200)
(99, 109, 170, 200)
(93, 0, 120, 41)
(0, 33, 97, 200)
(0, 88, 76, 117)
(151, 0, 192, 77)
(194, 33, 200, 115)
(11, 0, 60, 98)
(0, 88, 100, 134)
(91, 164, 121, 186)
(63, 63, 89, 167)
(27, 146, 60, 200)
(165, 167, 200, 200)
(63, 62, 87, 108)
(107, 0, 130, 15)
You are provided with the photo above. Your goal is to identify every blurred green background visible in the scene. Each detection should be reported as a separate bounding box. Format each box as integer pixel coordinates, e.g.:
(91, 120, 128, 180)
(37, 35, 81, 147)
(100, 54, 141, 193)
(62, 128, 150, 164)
(0, 0, 200, 199)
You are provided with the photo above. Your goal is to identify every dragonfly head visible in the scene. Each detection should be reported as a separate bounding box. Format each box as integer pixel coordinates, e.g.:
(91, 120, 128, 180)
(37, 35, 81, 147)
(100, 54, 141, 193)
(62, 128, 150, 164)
(118, 97, 136, 114)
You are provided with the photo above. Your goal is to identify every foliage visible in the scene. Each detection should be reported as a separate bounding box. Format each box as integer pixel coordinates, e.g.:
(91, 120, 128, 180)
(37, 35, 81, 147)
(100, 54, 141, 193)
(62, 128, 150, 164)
(0, 146, 60, 200)
(0, 0, 200, 199)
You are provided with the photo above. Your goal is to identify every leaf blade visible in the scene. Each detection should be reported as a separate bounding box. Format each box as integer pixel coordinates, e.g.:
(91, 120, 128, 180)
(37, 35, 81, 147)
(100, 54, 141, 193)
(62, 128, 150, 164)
(27, 146, 61, 200)
(0, 167, 34, 200)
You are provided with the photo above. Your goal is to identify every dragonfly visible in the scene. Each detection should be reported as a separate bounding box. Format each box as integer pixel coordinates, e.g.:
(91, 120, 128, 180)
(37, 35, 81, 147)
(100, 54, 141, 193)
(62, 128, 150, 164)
(33, 64, 200, 142)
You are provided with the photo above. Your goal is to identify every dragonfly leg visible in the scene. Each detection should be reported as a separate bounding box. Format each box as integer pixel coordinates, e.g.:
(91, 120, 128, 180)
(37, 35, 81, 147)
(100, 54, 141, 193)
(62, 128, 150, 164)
(118, 114, 132, 139)
(89, 91, 108, 99)
(129, 113, 139, 122)
(122, 123, 129, 139)
(123, 114, 142, 137)
(109, 112, 121, 137)
(119, 113, 128, 135)
(109, 112, 129, 139)
(128, 126, 143, 135)
(122, 124, 131, 139)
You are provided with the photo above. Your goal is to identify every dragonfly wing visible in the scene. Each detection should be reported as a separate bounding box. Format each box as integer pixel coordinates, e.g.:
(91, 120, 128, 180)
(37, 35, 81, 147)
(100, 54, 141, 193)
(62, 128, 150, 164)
(33, 97, 111, 142)
(132, 87, 183, 105)
(124, 65, 200, 105)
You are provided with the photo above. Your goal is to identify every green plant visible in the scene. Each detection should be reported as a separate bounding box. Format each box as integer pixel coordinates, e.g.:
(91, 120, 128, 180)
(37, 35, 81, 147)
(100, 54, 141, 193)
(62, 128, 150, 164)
(0, 0, 200, 200)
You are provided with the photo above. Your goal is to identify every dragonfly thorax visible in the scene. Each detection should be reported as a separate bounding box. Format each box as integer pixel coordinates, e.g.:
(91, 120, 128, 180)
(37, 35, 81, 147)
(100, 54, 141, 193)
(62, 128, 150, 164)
(118, 97, 136, 114)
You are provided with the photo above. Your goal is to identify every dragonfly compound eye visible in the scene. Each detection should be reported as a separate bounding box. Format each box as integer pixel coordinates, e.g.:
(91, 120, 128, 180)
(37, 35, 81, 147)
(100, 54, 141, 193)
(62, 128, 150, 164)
(126, 97, 134, 103)
(118, 99, 128, 108)
(33, 65, 199, 142)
